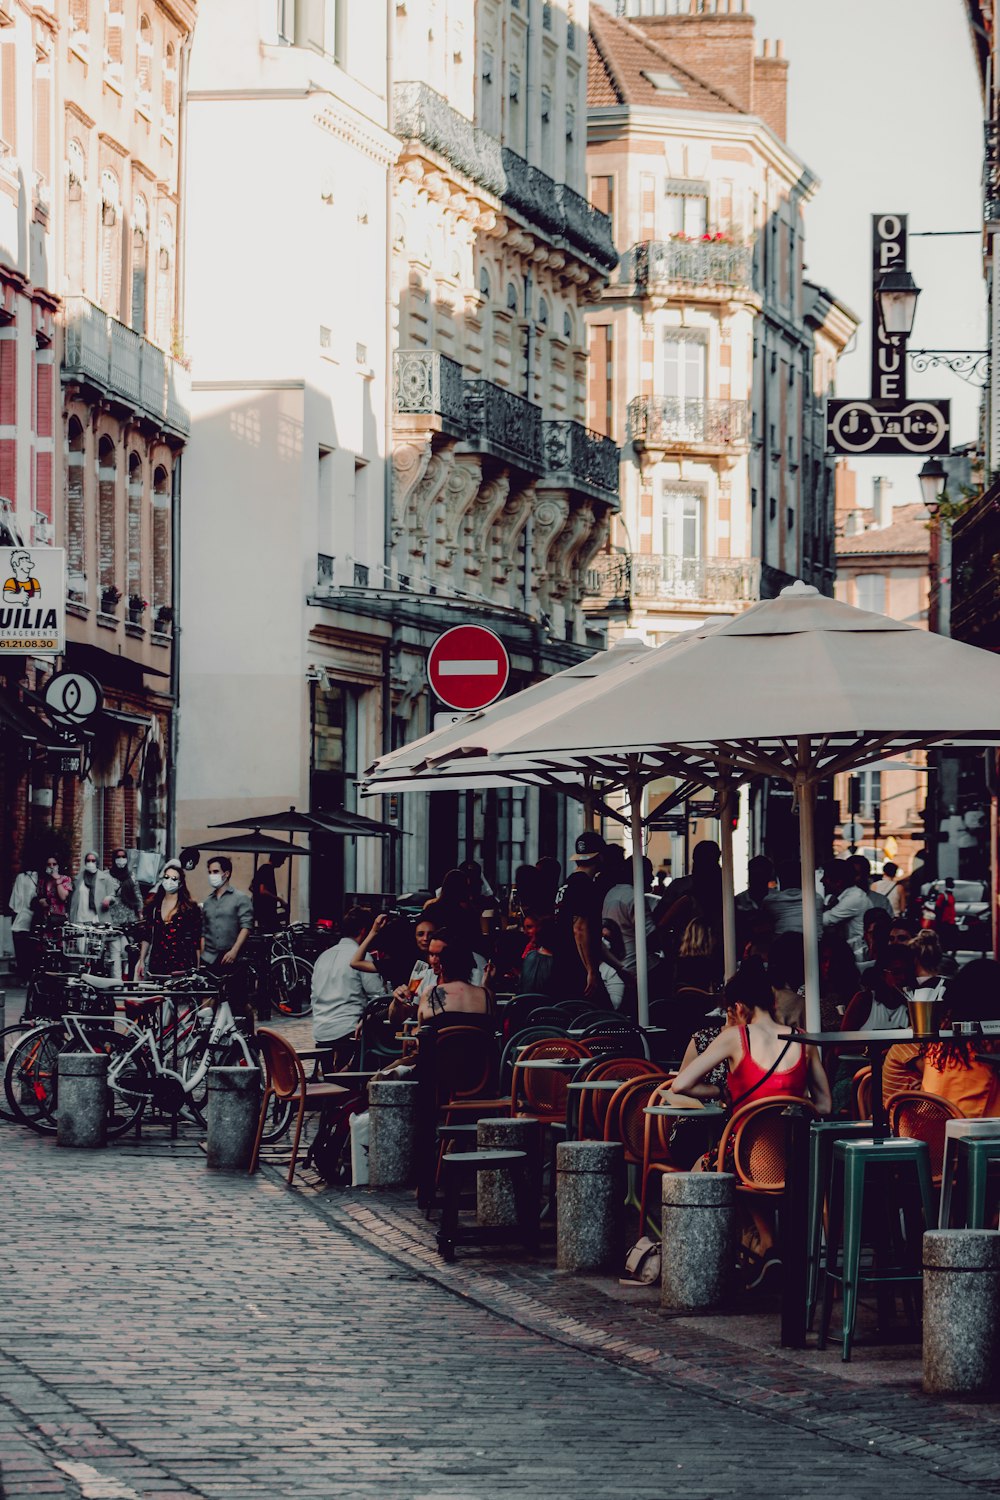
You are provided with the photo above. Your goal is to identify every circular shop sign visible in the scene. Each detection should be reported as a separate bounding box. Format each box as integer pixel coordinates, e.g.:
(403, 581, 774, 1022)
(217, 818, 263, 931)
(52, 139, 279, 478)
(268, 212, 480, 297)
(43, 670, 104, 727)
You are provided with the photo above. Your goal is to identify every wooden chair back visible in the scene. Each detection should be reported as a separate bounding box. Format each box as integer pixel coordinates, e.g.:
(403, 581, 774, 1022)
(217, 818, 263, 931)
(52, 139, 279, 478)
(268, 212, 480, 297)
(852, 1066, 872, 1121)
(255, 1027, 305, 1102)
(428, 1025, 498, 1106)
(717, 1096, 819, 1193)
(888, 1089, 964, 1181)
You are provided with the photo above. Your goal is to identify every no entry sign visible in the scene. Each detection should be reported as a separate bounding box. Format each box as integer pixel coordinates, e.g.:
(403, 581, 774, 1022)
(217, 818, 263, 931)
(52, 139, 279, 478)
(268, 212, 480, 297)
(427, 625, 509, 712)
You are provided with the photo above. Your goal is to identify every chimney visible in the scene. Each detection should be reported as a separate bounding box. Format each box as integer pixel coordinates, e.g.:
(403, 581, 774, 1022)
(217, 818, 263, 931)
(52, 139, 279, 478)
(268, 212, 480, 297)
(631, 0, 757, 114)
(752, 38, 789, 140)
(872, 475, 893, 529)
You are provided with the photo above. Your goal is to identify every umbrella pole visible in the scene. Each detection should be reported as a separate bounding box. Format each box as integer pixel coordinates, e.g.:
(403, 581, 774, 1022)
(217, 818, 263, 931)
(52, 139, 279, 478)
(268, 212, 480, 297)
(719, 776, 737, 981)
(797, 756, 822, 1034)
(628, 775, 650, 1030)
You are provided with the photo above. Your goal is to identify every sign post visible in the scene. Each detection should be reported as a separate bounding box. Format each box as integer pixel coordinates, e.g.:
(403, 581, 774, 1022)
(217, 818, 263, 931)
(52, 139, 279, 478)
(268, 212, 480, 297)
(427, 625, 510, 712)
(827, 215, 950, 457)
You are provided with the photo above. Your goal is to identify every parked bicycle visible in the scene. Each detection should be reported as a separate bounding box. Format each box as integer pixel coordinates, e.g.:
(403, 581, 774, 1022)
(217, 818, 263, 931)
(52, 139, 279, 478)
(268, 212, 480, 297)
(245, 922, 316, 1018)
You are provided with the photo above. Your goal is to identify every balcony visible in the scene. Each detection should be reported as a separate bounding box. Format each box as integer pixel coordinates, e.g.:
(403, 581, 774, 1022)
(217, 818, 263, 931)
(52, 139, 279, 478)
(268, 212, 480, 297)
(393, 350, 467, 438)
(463, 378, 543, 472)
(542, 420, 619, 506)
(63, 297, 190, 437)
(627, 396, 748, 453)
(614, 239, 753, 296)
(392, 82, 616, 272)
(586, 552, 761, 610)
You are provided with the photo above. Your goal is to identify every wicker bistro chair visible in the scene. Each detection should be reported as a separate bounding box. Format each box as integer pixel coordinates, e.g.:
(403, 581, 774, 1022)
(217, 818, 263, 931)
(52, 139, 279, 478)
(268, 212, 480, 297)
(638, 1079, 697, 1233)
(604, 1075, 671, 1228)
(715, 1096, 820, 1199)
(573, 1056, 663, 1141)
(887, 1089, 964, 1185)
(852, 1066, 873, 1122)
(249, 1028, 351, 1186)
(511, 1037, 593, 1123)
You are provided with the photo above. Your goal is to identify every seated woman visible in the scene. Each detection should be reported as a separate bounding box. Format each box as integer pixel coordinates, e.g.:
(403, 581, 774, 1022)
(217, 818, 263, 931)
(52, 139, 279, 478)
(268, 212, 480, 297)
(920, 957, 1000, 1118)
(418, 935, 493, 1030)
(841, 943, 916, 1032)
(671, 957, 831, 1115)
(674, 917, 721, 994)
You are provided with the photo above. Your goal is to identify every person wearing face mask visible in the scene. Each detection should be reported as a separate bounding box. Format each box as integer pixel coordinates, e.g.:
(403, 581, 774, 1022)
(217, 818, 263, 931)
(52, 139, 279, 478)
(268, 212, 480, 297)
(105, 850, 143, 979)
(8, 853, 41, 980)
(37, 856, 72, 923)
(69, 853, 117, 928)
(201, 857, 253, 978)
(136, 860, 202, 978)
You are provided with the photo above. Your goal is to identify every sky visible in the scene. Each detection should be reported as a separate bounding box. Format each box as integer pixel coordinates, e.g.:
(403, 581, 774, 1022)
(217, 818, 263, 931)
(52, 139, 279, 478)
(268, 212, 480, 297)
(746, 0, 985, 508)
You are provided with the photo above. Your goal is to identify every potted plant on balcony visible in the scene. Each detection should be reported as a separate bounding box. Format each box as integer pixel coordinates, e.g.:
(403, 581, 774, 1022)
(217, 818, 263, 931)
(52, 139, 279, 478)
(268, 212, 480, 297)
(154, 604, 173, 633)
(100, 584, 122, 614)
(128, 593, 148, 623)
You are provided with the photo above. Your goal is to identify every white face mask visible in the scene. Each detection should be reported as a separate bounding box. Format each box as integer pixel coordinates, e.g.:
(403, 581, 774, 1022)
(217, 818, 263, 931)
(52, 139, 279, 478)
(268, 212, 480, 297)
(161, 877, 180, 894)
(114, 858, 128, 870)
(46, 866, 58, 876)
(208, 872, 225, 889)
(85, 861, 97, 874)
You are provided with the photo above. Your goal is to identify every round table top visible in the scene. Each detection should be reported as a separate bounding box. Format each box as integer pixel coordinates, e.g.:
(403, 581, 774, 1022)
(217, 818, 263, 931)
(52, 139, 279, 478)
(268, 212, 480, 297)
(644, 1101, 726, 1118)
(516, 1058, 583, 1071)
(566, 1078, 630, 1092)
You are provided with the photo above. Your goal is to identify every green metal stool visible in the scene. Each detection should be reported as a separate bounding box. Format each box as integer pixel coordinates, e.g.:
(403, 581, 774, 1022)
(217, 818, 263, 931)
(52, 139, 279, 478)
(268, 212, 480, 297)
(806, 1120, 873, 1328)
(819, 1137, 935, 1362)
(955, 1136, 1000, 1228)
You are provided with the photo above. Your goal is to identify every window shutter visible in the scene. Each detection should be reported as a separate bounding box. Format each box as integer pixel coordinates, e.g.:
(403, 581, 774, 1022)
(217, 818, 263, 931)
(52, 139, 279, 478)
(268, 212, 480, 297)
(70, 0, 89, 33)
(1, 43, 16, 148)
(131, 257, 146, 334)
(98, 467, 116, 590)
(127, 475, 142, 597)
(294, 0, 325, 52)
(67, 453, 86, 580)
(152, 484, 169, 606)
(105, 3, 123, 68)
(33, 72, 50, 184)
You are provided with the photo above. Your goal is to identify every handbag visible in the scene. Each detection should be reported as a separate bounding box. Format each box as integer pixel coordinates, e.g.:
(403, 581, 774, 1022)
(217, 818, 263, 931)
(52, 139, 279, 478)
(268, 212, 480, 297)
(621, 1235, 661, 1286)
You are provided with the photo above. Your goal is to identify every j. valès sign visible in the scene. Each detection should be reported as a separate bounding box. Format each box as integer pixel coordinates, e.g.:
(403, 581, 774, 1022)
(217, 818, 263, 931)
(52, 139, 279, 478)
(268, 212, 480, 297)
(826, 213, 950, 459)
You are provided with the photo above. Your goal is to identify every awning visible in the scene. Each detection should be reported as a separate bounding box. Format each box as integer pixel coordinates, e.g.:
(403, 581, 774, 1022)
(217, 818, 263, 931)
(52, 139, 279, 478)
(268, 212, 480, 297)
(0, 688, 73, 752)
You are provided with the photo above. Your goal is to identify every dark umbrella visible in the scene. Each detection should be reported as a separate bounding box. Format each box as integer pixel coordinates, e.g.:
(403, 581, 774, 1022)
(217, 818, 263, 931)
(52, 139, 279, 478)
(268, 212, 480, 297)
(195, 831, 310, 856)
(208, 805, 403, 838)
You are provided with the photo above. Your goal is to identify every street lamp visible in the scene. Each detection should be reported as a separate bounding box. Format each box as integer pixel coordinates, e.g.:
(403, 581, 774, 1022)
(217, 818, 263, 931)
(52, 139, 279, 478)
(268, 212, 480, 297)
(918, 456, 949, 513)
(875, 267, 921, 338)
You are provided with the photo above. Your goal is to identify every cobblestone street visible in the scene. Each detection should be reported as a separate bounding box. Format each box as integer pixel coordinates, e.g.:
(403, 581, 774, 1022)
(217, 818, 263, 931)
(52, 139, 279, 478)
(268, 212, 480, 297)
(2, 1111, 999, 1500)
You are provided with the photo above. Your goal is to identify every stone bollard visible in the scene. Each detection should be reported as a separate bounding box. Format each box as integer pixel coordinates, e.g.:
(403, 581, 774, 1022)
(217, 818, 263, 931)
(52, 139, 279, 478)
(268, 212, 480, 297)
(57, 1052, 108, 1149)
(368, 1080, 419, 1188)
(661, 1172, 737, 1312)
(476, 1117, 543, 1228)
(206, 1066, 261, 1171)
(923, 1230, 1000, 1398)
(557, 1140, 625, 1273)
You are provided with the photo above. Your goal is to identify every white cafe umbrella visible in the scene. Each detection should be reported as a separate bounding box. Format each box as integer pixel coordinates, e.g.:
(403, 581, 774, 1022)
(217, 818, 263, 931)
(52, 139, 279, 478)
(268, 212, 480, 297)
(365, 582, 1000, 1030)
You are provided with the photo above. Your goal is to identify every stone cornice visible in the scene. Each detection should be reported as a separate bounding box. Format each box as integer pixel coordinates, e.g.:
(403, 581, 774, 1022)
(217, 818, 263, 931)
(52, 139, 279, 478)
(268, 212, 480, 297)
(313, 103, 399, 168)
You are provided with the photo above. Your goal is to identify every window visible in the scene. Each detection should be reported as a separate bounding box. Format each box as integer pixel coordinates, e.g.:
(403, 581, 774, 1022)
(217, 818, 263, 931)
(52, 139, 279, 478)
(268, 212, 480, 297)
(163, 41, 177, 120)
(855, 573, 886, 615)
(590, 174, 613, 236)
(542, 1, 552, 28)
(294, 0, 344, 64)
(505, 282, 518, 313)
(65, 140, 86, 289)
(1, 36, 15, 148)
(664, 180, 708, 238)
(662, 332, 706, 403)
(565, 104, 575, 145)
(857, 769, 882, 818)
(481, 45, 493, 84)
(104, 0, 123, 80)
(537, 298, 548, 327)
(127, 450, 142, 600)
(136, 14, 152, 103)
(99, 169, 121, 316)
(152, 464, 170, 608)
(69, 0, 89, 37)
(658, 484, 703, 561)
(540, 85, 553, 173)
(563, 309, 573, 341)
(155, 213, 173, 348)
(131, 193, 148, 334)
(587, 324, 613, 438)
(478, 265, 490, 299)
(33, 54, 51, 196)
(66, 417, 86, 589)
(97, 435, 116, 594)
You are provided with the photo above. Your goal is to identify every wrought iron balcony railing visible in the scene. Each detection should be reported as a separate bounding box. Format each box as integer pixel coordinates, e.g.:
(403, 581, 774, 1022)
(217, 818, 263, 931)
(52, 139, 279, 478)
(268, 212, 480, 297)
(586, 552, 761, 607)
(392, 82, 616, 270)
(615, 239, 753, 293)
(63, 296, 189, 436)
(543, 420, 619, 503)
(393, 350, 467, 435)
(627, 396, 748, 449)
(464, 378, 544, 471)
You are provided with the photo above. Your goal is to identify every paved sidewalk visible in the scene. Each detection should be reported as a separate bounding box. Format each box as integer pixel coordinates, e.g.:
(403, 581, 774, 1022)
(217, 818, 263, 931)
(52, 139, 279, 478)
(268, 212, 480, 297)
(0, 1111, 997, 1497)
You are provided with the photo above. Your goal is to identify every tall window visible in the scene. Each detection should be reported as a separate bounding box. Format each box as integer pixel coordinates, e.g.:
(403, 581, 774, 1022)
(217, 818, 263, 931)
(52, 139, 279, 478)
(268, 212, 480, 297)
(856, 573, 886, 615)
(0, 35, 15, 150)
(69, 0, 89, 39)
(104, 0, 124, 81)
(131, 193, 148, 333)
(163, 41, 177, 122)
(587, 324, 612, 438)
(857, 769, 882, 818)
(152, 463, 170, 609)
(658, 484, 703, 561)
(65, 139, 86, 291)
(99, 168, 121, 316)
(155, 213, 173, 349)
(294, 0, 344, 62)
(97, 435, 116, 593)
(664, 180, 708, 238)
(66, 417, 87, 591)
(136, 15, 152, 105)
(33, 52, 52, 196)
(663, 333, 706, 404)
(127, 450, 143, 601)
(539, 85, 552, 174)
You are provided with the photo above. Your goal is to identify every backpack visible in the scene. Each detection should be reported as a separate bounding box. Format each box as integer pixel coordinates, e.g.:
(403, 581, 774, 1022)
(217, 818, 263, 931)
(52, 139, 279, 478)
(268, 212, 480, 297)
(305, 1090, 368, 1185)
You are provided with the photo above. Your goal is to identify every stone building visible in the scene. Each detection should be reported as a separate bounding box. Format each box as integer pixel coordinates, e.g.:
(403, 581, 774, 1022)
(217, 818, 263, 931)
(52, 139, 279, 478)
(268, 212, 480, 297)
(582, 0, 857, 648)
(0, 0, 193, 950)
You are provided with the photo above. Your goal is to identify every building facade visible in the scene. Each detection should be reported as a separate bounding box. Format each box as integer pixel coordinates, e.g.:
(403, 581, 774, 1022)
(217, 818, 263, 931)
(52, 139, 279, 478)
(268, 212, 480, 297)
(0, 0, 194, 950)
(582, 0, 856, 652)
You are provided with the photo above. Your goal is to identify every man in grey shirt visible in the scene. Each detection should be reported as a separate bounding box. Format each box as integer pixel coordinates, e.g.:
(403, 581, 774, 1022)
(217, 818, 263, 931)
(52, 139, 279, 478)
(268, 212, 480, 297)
(762, 859, 824, 936)
(201, 857, 254, 973)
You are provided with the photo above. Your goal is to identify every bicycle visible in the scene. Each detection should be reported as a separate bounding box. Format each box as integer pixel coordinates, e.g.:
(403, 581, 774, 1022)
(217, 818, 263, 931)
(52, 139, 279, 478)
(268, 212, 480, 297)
(254, 924, 315, 1018)
(4, 977, 292, 1144)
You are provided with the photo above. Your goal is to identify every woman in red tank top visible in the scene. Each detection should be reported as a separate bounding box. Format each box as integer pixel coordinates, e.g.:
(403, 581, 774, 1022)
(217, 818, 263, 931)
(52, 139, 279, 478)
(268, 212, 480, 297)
(671, 956, 831, 1113)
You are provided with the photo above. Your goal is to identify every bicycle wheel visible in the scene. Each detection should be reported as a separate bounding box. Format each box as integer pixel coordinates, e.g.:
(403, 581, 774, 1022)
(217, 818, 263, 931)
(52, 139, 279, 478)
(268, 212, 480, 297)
(271, 956, 313, 1018)
(4, 1023, 64, 1133)
(100, 1031, 152, 1139)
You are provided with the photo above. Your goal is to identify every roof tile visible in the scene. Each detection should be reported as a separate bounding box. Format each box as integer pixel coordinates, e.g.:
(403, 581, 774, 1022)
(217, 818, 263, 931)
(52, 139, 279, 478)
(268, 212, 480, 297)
(588, 7, 744, 114)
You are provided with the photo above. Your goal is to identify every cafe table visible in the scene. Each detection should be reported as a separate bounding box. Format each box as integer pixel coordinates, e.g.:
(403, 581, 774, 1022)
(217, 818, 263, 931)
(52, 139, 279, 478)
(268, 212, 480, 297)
(778, 1028, 952, 1143)
(564, 1077, 629, 1141)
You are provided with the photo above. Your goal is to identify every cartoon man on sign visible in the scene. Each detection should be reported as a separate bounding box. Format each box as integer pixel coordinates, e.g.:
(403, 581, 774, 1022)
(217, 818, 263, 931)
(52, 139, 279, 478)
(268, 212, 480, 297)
(3, 550, 41, 602)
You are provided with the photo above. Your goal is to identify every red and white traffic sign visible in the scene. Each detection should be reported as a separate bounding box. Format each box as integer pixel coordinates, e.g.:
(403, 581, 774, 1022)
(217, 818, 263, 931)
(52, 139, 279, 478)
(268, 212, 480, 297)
(427, 625, 510, 712)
